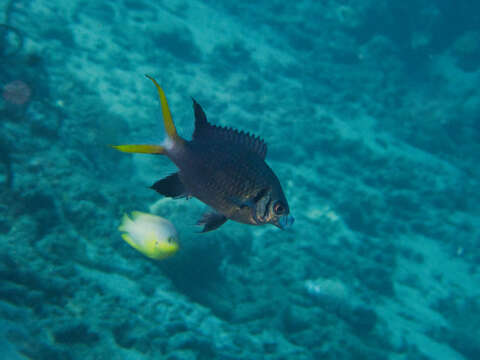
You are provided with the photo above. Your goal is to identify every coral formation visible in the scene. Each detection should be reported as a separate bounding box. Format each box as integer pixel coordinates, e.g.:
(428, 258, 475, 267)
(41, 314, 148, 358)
(0, 0, 479, 359)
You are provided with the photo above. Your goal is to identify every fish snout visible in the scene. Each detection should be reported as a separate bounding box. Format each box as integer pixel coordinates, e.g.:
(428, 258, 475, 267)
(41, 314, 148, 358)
(277, 214, 295, 230)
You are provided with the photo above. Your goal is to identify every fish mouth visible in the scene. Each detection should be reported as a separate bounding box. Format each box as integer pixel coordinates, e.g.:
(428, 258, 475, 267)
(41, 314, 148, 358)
(277, 214, 295, 230)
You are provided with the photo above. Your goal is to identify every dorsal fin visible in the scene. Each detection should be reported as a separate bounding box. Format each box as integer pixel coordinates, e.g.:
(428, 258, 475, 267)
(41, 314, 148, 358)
(191, 99, 267, 159)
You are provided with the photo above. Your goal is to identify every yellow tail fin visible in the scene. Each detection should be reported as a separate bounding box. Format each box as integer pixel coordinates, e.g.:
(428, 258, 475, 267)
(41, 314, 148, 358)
(145, 75, 184, 144)
(112, 76, 183, 155)
(111, 144, 165, 154)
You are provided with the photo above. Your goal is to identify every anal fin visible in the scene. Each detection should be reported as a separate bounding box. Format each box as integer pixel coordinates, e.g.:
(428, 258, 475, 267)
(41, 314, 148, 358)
(151, 172, 187, 198)
(197, 211, 228, 233)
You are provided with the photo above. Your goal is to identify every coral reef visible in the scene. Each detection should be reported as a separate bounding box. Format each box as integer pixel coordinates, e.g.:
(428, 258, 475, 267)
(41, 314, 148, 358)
(0, 0, 479, 359)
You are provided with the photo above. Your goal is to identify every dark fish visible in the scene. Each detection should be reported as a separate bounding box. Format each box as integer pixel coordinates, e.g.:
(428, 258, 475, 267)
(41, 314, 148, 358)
(113, 75, 294, 232)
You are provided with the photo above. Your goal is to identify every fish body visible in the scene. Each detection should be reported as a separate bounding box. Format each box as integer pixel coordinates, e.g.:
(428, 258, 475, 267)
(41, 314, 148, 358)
(114, 76, 294, 232)
(174, 141, 281, 225)
(119, 211, 179, 259)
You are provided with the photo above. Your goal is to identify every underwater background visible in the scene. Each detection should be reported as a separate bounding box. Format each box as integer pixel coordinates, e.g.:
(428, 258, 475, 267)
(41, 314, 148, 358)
(1, 0, 479, 359)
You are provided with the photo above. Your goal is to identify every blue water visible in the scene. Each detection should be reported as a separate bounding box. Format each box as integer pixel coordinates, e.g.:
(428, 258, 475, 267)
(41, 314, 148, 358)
(1, 0, 479, 359)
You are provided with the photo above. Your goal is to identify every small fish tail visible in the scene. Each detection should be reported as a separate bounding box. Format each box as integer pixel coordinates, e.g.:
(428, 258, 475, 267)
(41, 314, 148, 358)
(118, 213, 133, 232)
(145, 75, 184, 147)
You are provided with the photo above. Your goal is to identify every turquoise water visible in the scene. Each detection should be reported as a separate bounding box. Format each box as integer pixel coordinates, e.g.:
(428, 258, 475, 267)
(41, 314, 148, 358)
(1, 0, 479, 359)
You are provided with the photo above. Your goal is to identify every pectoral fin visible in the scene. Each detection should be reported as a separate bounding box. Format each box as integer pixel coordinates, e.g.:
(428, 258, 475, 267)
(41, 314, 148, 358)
(229, 189, 270, 225)
(229, 196, 254, 209)
(197, 211, 228, 233)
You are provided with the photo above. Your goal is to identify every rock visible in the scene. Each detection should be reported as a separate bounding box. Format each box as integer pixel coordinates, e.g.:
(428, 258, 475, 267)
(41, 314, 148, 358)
(282, 304, 312, 333)
(53, 322, 99, 345)
(166, 350, 197, 360)
(341, 305, 378, 335)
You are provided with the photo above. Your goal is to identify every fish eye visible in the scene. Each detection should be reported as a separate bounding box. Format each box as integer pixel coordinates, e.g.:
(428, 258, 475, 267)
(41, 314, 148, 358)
(273, 201, 286, 215)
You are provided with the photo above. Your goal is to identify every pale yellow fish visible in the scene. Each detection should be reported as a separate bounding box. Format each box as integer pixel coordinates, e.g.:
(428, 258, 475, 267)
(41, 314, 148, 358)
(118, 211, 179, 260)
